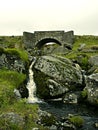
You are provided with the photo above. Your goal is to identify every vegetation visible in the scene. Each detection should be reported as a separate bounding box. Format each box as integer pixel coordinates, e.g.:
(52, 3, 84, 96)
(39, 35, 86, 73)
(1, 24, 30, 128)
(40, 113, 56, 126)
(0, 69, 47, 129)
(73, 35, 98, 51)
(65, 35, 98, 71)
(33, 69, 50, 98)
(81, 89, 88, 99)
(0, 35, 29, 63)
(0, 47, 28, 63)
(68, 115, 84, 127)
(0, 36, 49, 129)
(0, 36, 23, 48)
(0, 99, 47, 130)
(0, 34, 98, 129)
(0, 36, 31, 129)
(0, 70, 26, 106)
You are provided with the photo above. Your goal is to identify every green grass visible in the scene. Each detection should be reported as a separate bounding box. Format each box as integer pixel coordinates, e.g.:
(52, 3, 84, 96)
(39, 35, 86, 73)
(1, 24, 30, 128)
(0, 69, 26, 88)
(0, 70, 26, 107)
(5, 48, 29, 62)
(73, 35, 98, 51)
(0, 98, 49, 130)
(0, 36, 23, 48)
(0, 99, 46, 130)
(0, 47, 29, 62)
(64, 35, 98, 70)
(0, 35, 29, 62)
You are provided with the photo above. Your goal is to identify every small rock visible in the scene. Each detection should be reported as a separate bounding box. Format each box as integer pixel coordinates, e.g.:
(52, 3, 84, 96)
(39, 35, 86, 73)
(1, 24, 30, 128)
(32, 128, 39, 130)
(78, 43, 86, 51)
(49, 125, 57, 130)
(95, 122, 98, 128)
(63, 92, 80, 104)
(89, 55, 98, 66)
(63, 122, 76, 130)
(14, 89, 21, 99)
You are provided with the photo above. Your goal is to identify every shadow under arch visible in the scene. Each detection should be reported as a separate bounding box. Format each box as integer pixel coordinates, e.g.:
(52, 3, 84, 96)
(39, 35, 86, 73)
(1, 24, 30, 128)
(36, 38, 62, 49)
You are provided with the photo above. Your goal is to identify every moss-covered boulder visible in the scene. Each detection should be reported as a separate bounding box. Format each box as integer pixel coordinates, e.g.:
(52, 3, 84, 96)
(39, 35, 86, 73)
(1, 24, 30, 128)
(83, 73, 98, 106)
(0, 48, 29, 73)
(0, 112, 25, 129)
(38, 109, 57, 126)
(33, 55, 83, 99)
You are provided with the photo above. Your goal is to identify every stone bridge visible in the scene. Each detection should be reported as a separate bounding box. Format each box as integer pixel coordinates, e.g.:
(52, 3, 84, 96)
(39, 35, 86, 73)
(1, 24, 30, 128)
(23, 30, 74, 55)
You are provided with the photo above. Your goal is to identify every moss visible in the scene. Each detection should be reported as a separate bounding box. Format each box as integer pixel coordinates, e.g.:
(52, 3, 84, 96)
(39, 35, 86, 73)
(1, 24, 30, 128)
(68, 115, 84, 127)
(4, 48, 29, 62)
(66, 52, 90, 70)
(0, 47, 29, 63)
(33, 69, 50, 98)
(81, 90, 88, 99)
(0, 47, 4, 54)
(41, 114, 56, 126)
(80, 54, 89, 70)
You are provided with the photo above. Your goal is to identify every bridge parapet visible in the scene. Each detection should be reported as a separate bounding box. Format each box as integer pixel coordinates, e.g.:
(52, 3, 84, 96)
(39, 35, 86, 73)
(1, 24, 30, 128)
(23, 30, 74, 55)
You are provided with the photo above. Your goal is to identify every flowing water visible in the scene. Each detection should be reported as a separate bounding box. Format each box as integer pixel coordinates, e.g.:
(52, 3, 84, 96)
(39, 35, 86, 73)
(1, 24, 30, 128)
(26, 58, 41, 103)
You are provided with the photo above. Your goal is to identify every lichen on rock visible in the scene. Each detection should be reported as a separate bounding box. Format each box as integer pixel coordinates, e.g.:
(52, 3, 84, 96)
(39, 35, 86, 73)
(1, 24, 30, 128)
(33, 55, 83, 99)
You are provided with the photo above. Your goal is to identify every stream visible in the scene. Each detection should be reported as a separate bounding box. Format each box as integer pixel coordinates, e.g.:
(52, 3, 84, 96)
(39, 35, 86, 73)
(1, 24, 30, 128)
(26, 58, 41, 103)
(39, 101, 98, 130)
(27, 59, 98, 130)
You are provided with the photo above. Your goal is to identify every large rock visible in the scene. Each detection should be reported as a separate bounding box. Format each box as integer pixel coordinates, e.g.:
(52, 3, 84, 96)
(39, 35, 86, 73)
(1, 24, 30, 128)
(83, 73, 98, 106)
(33, 55, 83, 99)
(0, 112, 25, 128)
(0, 53, 26, 73)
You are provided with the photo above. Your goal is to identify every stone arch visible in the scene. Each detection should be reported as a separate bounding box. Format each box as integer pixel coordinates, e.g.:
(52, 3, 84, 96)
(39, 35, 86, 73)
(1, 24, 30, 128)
(36, 38, 62, 49)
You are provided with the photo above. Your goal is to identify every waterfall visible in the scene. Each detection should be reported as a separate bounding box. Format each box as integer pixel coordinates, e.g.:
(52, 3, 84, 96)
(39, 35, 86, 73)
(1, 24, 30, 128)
(26, 58, 41, 103)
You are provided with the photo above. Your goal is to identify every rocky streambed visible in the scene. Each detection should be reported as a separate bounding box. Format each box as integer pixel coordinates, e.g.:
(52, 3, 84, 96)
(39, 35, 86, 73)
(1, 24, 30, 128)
(31, 55, 98, 130)
(1, 50, 98, 129)
(39, 101, 98, 130)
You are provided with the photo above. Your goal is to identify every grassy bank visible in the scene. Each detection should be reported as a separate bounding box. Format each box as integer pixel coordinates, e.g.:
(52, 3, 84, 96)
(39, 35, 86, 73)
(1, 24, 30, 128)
(65, 35, 98, 70)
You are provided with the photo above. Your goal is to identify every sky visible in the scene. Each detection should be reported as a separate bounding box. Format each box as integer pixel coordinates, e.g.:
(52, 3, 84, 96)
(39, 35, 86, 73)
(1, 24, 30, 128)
(0, 0, 98, 35)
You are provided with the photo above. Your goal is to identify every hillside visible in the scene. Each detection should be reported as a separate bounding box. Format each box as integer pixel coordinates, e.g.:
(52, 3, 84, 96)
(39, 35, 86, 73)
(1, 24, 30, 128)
(0, 35, 98, 129)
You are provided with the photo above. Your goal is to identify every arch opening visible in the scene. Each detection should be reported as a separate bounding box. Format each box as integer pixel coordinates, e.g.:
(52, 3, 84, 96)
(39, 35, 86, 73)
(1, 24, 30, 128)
(36, 38, 62, 49)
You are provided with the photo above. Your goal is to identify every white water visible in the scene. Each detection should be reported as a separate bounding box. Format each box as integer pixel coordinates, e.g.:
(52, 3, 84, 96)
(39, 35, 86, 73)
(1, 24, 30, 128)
(26, 58, 41, 103)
